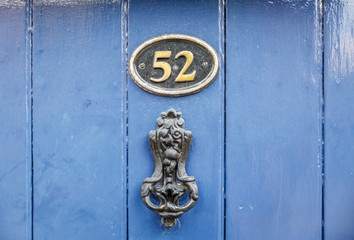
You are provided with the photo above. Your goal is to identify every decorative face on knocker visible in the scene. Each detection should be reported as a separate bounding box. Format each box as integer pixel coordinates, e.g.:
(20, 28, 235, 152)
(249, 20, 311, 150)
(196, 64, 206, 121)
(158, 114, 184, 184)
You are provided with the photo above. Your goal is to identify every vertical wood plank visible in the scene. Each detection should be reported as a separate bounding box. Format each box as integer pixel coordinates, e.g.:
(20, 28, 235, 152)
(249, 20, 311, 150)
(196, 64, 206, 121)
(324, 1, 354, 239)
(0, 2, 32, 239)
(32, 1, 127, 239)
(127, 0, 225, 239)
(226, 1, 323, 239)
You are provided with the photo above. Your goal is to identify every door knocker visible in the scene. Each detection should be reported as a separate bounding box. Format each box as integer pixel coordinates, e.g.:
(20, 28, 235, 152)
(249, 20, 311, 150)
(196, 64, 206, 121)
(141, 108, 198, 228)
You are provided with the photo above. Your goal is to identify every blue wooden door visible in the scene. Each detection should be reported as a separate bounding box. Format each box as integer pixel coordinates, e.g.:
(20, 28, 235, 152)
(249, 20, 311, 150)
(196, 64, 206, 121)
(225, 1, 323, 239)
(0, 1, 353, 239)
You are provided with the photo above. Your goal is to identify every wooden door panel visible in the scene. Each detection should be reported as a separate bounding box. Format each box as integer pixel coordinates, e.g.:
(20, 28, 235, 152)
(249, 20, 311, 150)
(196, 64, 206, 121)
(324, 1, 354, 239)
(226, 1, 323, 239)
(0, 4, 31, 240)
(127, 0, 225, 239)
(32, 2, 126, 239)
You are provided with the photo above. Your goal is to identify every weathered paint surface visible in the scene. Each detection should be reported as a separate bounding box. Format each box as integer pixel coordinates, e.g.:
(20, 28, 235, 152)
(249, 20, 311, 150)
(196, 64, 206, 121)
(0, 0, 354, 239)
(32, 1, 126, 239)
(324, 1, 354, 239)
(0, 5, 31, 240)
(226, 1, 323, 239)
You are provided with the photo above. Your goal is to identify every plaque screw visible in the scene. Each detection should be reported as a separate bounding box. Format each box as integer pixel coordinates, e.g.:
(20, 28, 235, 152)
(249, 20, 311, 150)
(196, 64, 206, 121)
(202, 62, 209, 68)
(139, 63, 146, 69)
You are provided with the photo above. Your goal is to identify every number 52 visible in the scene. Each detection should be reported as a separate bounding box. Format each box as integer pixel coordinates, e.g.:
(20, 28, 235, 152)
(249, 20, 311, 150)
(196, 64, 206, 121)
(150, 51, 196, 83)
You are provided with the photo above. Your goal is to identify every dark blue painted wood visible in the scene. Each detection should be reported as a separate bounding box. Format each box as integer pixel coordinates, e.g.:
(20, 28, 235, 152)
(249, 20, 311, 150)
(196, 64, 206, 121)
(1, 1, 353, 239)
(32, 2, 127, 239)
(324, 1, 354, 239)
(127, 0, 225, 239)
(226, 1, 323, 239)
(0, 3, 32, 240)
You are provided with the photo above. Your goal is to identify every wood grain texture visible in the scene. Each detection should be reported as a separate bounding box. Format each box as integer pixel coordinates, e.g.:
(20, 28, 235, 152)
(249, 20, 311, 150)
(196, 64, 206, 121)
(127, 0, 225, 239)
(324, 1, 354, 239)
(226, 1, 323, 239)
(3, 1, 354, 239)
(0, 5, 31, 240)
(32, 2, 127, 239)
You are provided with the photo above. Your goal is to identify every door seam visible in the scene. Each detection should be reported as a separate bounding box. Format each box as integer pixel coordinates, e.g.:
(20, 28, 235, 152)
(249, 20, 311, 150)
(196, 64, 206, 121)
(321, 0, 325, 239)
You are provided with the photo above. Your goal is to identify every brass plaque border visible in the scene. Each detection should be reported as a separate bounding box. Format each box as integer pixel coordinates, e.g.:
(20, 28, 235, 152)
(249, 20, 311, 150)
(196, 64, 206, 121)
(129, 34, 220, 97)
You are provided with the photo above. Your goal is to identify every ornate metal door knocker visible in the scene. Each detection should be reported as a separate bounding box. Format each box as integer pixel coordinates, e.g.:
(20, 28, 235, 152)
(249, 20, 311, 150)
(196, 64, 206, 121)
(141, 108, 198, 228)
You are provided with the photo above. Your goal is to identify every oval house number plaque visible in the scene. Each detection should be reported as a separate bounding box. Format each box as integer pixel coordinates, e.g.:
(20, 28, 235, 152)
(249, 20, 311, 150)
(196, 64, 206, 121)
(129, 34, 220, 97)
